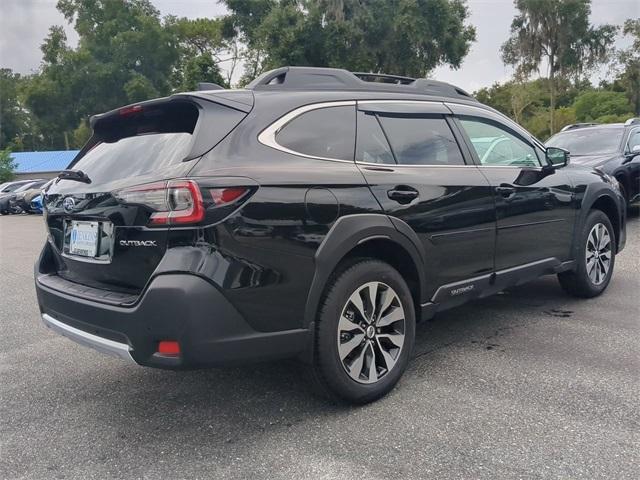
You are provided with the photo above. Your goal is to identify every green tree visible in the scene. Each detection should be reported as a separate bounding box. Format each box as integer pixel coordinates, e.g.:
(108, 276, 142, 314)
(222, 0, 477, 80)
(573, 91, 633, 121)
(501, 0, 617, 134)
(23, 0, 180, 149)
(0, 148, 17, 183)
(167, 16, 230, 90)
(0, 69, 30, 150)
(614, 19, 640, 115)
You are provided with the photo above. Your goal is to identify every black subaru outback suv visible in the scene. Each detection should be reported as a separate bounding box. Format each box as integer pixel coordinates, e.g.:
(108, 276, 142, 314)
(36, 67, 626, 403)
(546, 119, 640, 206)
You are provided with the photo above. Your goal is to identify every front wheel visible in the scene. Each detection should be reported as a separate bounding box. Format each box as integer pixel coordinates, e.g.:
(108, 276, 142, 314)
(558, 210, 616, 298)
(311, 259, 415, 404)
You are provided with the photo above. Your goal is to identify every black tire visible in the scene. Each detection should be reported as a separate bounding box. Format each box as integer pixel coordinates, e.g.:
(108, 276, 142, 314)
(310, 259, 416, 404)
(558, 209, 616, 298)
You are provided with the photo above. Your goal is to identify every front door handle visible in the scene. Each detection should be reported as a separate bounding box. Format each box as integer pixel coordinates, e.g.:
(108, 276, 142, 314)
(496, 185, 516, 198)
(387, 186, 419, 204)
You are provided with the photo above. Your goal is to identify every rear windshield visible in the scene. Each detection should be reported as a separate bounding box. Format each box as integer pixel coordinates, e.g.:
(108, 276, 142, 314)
(547, 127, 624, 156)
(71, 133, 193, 184)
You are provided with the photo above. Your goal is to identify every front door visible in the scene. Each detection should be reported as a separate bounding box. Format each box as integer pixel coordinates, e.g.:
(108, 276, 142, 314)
(354, 101, 497, 299)
(452, 108, 576, 271)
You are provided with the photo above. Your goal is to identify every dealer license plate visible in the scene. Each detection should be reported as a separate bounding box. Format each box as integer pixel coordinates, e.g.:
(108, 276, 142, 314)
(69, 221, 99, 257)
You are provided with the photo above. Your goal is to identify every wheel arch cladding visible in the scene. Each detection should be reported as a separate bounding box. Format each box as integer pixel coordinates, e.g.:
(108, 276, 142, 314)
(303, 214, 426, 327)
(587, 193, 621, 250)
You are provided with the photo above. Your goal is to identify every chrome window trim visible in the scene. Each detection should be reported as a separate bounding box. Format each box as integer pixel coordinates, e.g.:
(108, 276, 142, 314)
(257, 98, 546, 168)
(257, 100, 357, 163)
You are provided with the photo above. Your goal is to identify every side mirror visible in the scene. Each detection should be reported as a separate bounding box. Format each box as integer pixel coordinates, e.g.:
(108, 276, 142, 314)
(624, 144, 640, 162)
(546, 147, 570, 168)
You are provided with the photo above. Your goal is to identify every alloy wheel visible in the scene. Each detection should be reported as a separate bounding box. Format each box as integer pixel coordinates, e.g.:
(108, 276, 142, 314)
(337, 281, 406, 384)
(585, 223, 612, 286)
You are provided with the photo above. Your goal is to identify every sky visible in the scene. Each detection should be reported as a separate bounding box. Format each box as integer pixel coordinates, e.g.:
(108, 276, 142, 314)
(0, 0, 638, 92)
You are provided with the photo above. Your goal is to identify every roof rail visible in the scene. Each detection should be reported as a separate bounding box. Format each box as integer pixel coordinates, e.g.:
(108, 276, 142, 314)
(624, 117, 640, 126)
(560, 122, 599, 132)
(198, 82, 224, 91)
(246, 66, 475, 101)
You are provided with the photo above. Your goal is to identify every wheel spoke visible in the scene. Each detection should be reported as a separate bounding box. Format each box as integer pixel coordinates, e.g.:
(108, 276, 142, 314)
(339, 314, 364, 334)
(339, 333, 364, 360)
(375, 336, 396, 370)
(366, 343, 378, 382)
(378, 332, 404, 348)
(377, 287, 395, 320)
(366, 282, 378, 321)
(348, 344, 367, 379)
(599, 230, 610, 250)
(348, 293, 367, 323)
(377, 306, 404, 327)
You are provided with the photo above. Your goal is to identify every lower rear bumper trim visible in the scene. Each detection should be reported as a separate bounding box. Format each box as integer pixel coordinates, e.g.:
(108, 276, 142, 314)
(42, 313, 135, 363)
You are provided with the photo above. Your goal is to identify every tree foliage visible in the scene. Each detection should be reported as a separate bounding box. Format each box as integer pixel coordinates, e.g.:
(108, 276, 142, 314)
(222, 0, 476, 80)
(501, 0, 617, 134)
(0, 148, 17, 183)
(613, 19, 640, 115)
(0, 0, 636, 154)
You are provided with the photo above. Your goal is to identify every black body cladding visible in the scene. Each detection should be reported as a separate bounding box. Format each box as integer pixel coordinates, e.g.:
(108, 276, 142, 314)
(36, 67, 626, 372)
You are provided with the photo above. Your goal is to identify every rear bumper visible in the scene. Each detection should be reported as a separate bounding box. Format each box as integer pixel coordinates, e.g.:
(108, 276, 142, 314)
(36, 272, 310, 369)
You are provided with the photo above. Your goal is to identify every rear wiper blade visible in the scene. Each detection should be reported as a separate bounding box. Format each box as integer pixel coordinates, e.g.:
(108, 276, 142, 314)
(57, 170, 92, 184)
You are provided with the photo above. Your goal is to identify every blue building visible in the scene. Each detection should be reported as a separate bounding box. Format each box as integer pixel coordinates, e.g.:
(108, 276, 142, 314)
(11, 150, 79, 180)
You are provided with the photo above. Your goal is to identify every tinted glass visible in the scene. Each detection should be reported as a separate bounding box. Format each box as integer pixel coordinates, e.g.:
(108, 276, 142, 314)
(460, 118, 540, 167)
(376, 115, 464, 166)
(276, 106, 355, 161)
(71, 133, 193, 184)
(356, 111, 395, 164)
(14, 182, 40, 192)
(546, 127, 624, 156)
(627, 129, 640, 151)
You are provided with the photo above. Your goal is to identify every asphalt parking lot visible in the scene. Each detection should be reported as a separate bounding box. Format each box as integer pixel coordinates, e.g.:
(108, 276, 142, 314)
(1, 212, 638, 480)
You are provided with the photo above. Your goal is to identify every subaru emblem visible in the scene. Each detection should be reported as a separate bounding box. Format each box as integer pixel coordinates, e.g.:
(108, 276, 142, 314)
(63, 197, 76, 212)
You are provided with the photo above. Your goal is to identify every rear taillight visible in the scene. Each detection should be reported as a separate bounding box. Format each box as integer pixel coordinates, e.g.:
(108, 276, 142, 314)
(114, 180, 249, 226)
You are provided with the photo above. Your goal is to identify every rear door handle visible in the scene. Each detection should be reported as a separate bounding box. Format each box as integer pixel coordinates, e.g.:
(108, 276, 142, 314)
(495, 185, 516, 198)
(387, 186, 419, 204)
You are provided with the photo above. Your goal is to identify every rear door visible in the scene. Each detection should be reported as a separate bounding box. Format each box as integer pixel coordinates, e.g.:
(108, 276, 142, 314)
(43, 96, 249, 294)
(450, 104, 576, 270)
(355, 101, 496, 301)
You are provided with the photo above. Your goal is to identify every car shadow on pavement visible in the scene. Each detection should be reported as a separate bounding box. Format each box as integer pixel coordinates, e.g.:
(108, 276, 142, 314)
(31, 209, 638, 455)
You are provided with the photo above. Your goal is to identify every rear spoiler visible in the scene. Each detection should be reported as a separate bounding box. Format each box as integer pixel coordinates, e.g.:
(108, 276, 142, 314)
(69, 91, 254, 169)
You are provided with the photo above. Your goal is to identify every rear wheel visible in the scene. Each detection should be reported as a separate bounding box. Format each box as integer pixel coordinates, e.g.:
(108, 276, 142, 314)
(558, 210, 616, 298)
(311, 259, 415, 404)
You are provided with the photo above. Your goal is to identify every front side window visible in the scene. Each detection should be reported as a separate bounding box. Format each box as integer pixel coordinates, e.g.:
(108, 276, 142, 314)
(459, 118, 540, 167)
(627, 128, 640, 152)
(276, 106, 356, 161)
(375, 114, 465, 166)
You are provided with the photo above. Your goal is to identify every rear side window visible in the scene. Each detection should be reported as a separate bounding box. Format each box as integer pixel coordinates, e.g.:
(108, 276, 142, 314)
(276, 106, 355, 161)
(376, 115, 465, 166)
(356, 111, 395, 164)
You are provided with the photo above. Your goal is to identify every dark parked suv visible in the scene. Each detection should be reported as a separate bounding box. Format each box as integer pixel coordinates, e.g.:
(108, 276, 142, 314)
(36, 67, 626, 403)
(546, 119, 640, 206)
